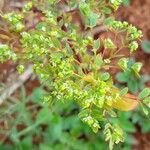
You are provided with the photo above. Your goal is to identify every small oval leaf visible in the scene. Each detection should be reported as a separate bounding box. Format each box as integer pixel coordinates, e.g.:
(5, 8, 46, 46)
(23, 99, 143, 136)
(138, 88, 150, 100)
(120, 87, 128, 96)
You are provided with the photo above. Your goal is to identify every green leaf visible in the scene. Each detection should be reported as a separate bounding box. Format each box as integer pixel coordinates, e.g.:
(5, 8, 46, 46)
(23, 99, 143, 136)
(118, 58, 128, 71)
(128, 80, 138, 94)
(40, 144, 53, 150)
(79, 2, 90, 16)
(36, 22, 47, 31)
(120, 120, 136, 133)
(65, 43, 73, 55)
(108, 110, 117, 117)
(104, 17, 115, 25)
(86, 12, 98, 28)
(120, 87, 128, 96)
(21, 137, 32, 150)
(32, 87, 44, 103)
(141, 105, 149, 115)
(131, 62, 142, 75)
(95, 55, 103, 67)
(51, 37, 61, 49)
(142, 40, 150, 54)
(36, 107, 52, 123)
(94, 39, 100, 50)
(100, 72, 110, 81)
(104, 38, 116, 49)
(122, 0, 130, 6)
(116, 72, 128, 82)
(138, 88, 150, 100)
(143, 97, 150, 108)
(103, 7, 112, 14)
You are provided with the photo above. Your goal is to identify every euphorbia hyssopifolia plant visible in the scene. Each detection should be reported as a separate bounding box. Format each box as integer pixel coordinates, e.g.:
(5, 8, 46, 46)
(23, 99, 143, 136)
(0, 0, 150, 149)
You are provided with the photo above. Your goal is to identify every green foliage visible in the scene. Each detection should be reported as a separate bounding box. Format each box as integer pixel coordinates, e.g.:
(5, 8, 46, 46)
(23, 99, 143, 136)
(138, 88, 150, 100)
(0, 44, 17, 62)
(104, 38, 116, 49)
(129, 41, 138, 53)
(119, 87, 128, 96)
(116, 58, 150, 94)
(17, 65, 25, 74)
(3, 13, 24, 32)
(109, 0, 123, 10)
(141, 40, 150, 54)
(23, 2, 33, 12)
(0, 87, 137, 150)
(0, 0, 147, 149)
(118, 58, 128, 71)
(104, 123, 124, 150)
(122, 0, 130, 6)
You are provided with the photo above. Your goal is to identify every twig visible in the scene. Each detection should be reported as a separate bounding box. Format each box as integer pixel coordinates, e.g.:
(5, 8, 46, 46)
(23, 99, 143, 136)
(0, 65, 33, 105)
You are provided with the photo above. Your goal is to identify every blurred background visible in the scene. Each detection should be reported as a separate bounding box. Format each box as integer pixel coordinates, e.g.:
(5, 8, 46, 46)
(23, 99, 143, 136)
(0, 0, 150, 150)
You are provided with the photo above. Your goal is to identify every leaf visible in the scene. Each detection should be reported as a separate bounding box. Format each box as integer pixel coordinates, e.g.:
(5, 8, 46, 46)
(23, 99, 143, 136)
(138, 88, 150, 100)
(65, 43, 73, 55)
(112, 88, 139, 111)
(128, 80, 139, 94)
(86, 12, 98, 28)
(95, 55, 103, 67)
(79, 2, 90, 16)
(103, 7, 112, 14)
(120, 120, 136, 133)
(122, 0, 130, 6)
(100, 72, 110, 81)
(128, 58, 135, 67)
(32, 87, 44, 103)
(94, 39, 100, 50)
(118, 112, 136, 133)
(141, 105, 149, 115)
(118, 58, 128, 71)
(142, 40, 150, 54)
(21, 137, 32, 150)
(116, 72, 128, 82)
(36, 107, 52, 123)
(143, 97, 150, 108)
(36, 22, 47, 31)
(78, 109, 89, 119)
(141, 120, 150, 133)
(40, 144, 53, 150)
(108, 110, 117, 117)
(82, 74, 95, 84)
(131, 62, 142, 75)
(104, 38, 116, 49)
(51, 37, 61, 49)
(104, 17, 115, 25)
(120, 87, 128, 96)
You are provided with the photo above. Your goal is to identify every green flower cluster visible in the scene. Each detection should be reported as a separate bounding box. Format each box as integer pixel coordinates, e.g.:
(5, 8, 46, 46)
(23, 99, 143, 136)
(22, 2, 33, 12)
(104, 38, 116, 49)
(0, 44, 17, 62)
(3, 13, 24, 32)
(109, 20, 142, 52)
(109, 0, 123, 10)
(21, 31, 51, 59)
